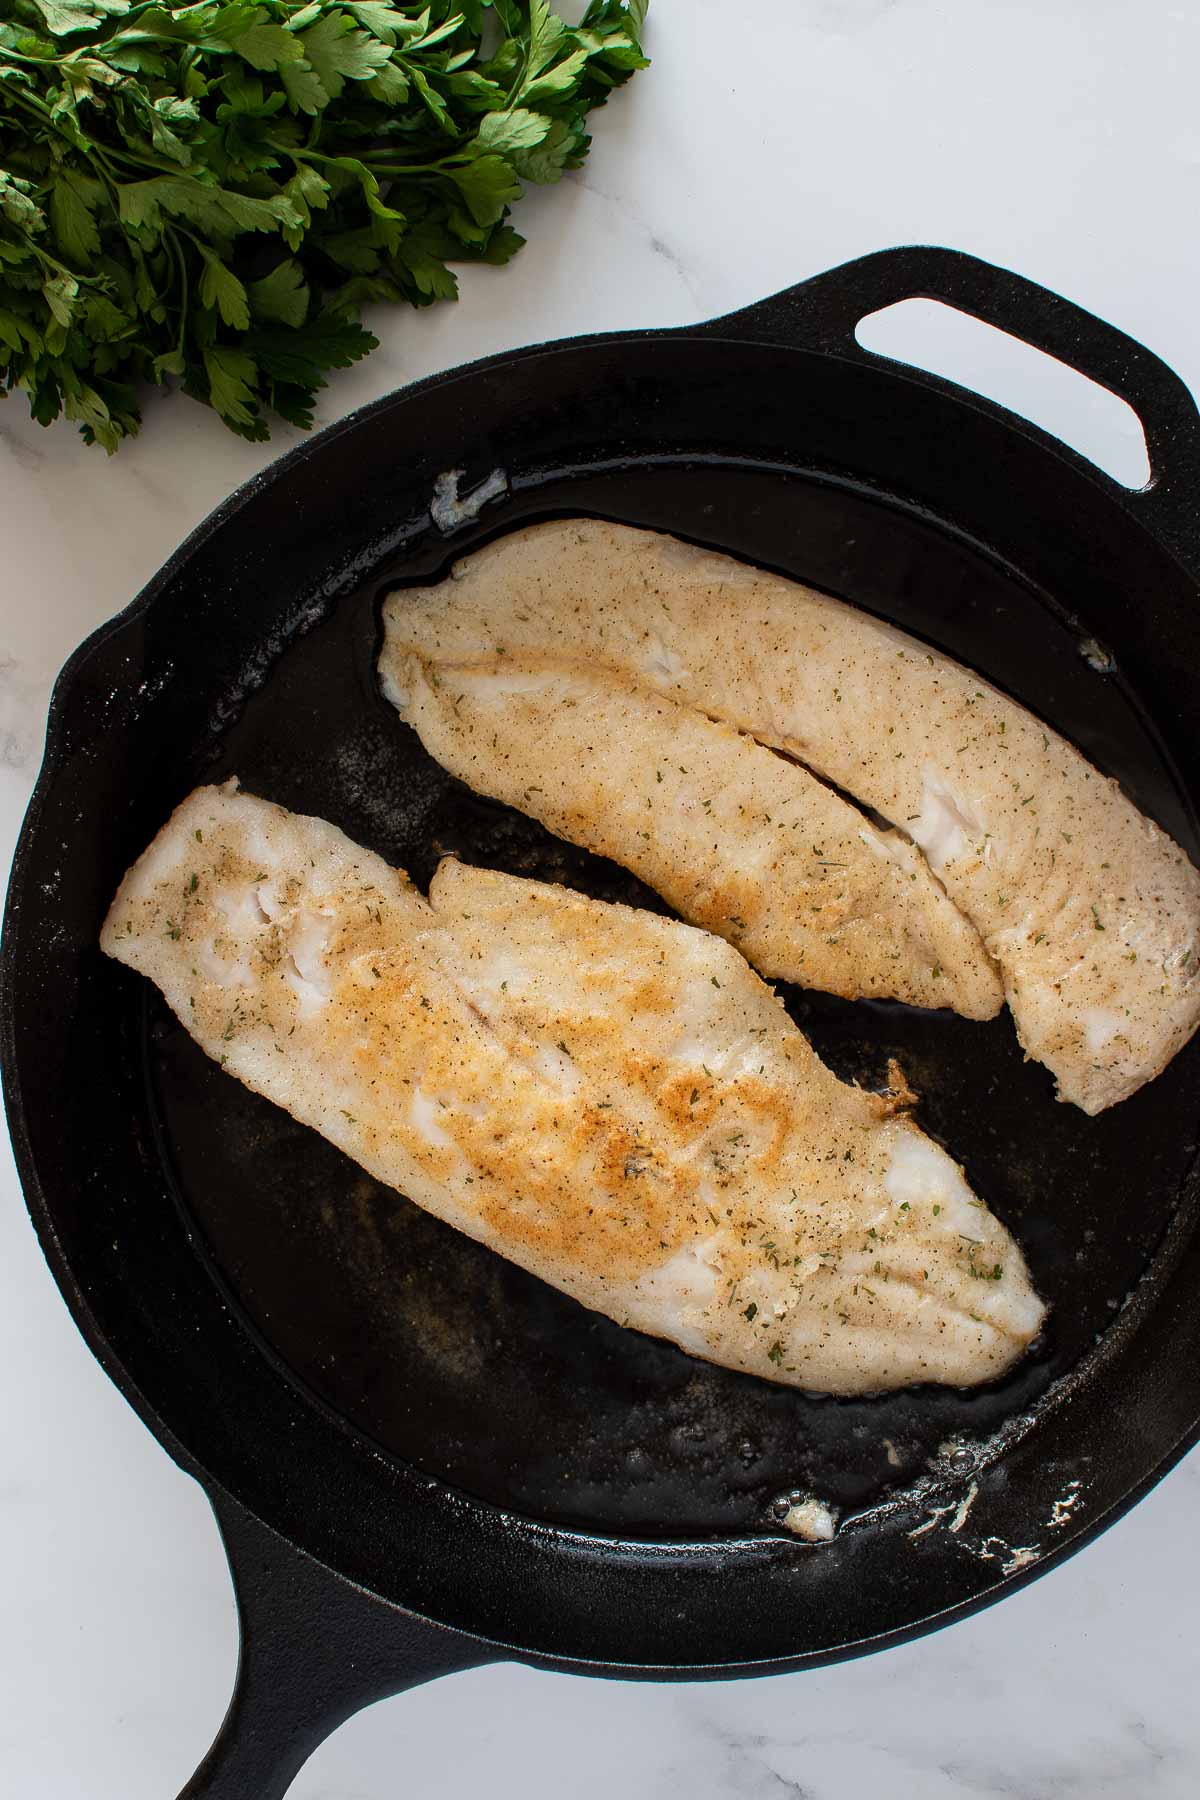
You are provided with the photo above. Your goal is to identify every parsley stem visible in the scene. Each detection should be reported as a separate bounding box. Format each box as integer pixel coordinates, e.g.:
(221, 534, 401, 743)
(1, 83, 57, 131)
(166, 225, 189, 357)
(27, 237, 105, 287)
(353, 150, 473, 169)
(103, 142, 194, 176)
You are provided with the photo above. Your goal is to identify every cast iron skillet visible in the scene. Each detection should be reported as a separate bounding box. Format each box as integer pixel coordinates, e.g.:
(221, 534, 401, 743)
(6, 246, 1200, 1799)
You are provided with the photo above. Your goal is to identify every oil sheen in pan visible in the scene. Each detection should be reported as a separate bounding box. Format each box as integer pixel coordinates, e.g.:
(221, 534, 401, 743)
(146, 460, 1200, 1540)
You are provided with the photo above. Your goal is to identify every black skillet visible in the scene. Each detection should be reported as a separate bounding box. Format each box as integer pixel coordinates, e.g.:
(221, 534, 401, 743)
(6, 245, 1200, 1799)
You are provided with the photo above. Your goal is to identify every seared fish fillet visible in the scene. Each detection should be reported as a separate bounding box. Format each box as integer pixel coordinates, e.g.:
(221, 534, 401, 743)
(382, 520, 1200, 1113)
(101, 783, 1044, 1394)
(381, 651, 1002, 1017)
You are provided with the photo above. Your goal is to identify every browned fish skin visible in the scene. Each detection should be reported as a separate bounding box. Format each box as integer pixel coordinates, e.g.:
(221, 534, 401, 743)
(382, 650, 1003, 1018)
(101, 783, 1045, 1395)
(382, 519, 1200, 1113)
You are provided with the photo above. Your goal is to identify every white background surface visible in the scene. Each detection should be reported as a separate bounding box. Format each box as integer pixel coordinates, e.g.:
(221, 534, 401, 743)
(4, 2, 1200, 1794)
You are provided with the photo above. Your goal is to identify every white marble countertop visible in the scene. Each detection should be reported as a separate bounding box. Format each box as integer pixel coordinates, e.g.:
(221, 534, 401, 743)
(4, 2, 1200, 1794)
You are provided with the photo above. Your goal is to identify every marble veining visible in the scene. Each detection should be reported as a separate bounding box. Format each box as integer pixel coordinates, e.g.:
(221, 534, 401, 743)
(3, 1, 1200, 1794)
(576, 168, 708, 309)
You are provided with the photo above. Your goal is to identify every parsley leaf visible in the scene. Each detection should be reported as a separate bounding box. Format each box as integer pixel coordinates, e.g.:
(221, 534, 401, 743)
(447, 153, 523, 226)
(248, 256, 309, 325)
(49, 172, 102, 263)
(199, 250, 251, 330)
(299, 11, 391, 98)
(203, 344, 263, 433)
(476, 106, 552, 155)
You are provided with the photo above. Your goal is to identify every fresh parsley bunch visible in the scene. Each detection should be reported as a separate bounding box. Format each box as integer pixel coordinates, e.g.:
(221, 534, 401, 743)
(0, 0, 648, 448)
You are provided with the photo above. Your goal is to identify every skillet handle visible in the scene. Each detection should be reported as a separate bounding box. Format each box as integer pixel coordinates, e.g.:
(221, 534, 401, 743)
(705, 245, 1200, 567)
(177, 1488, 495, 1800)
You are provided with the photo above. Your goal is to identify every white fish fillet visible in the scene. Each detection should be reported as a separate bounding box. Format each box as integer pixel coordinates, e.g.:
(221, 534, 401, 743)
(382, 519, 1200, 1113)
(381, 651, 1002, 1017)
(101, 782, 1044, 1395)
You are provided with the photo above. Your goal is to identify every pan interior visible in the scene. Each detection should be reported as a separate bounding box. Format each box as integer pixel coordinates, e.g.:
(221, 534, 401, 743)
(144, 460, 1200, 1539)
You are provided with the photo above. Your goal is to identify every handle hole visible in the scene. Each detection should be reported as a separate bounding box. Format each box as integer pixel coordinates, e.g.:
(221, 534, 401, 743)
(855, 298, 1150, 489)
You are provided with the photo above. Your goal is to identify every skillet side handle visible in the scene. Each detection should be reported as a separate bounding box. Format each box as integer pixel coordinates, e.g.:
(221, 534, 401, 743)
(177, 1489, 495, 1800)
(703, 245, 1200, 574)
